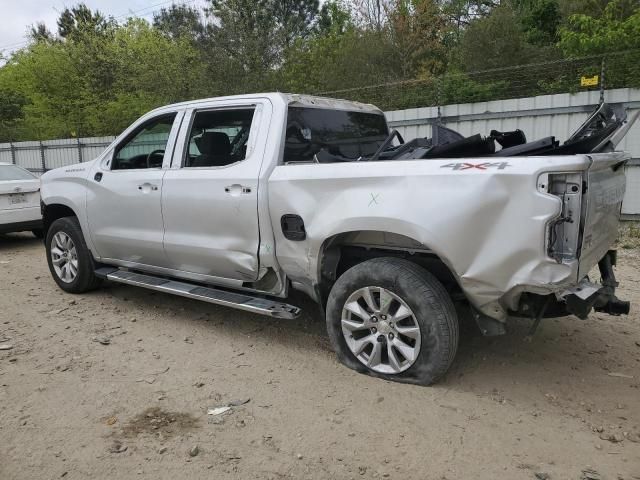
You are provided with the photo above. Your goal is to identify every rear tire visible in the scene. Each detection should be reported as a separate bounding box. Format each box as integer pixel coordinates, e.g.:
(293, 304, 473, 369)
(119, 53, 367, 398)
(326, 257, 459, 385)
(46, 217, 102, 293)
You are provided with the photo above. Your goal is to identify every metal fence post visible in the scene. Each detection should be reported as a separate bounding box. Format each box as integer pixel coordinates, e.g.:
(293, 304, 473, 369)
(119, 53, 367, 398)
(599, 57, 606, 104)
(39, 141, 46, 173)
(77, 137, 83, 163)
(10, 142, 16, 164)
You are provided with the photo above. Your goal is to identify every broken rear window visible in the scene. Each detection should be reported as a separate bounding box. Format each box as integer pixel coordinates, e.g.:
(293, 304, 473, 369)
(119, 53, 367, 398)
(283, 107, 388, 163)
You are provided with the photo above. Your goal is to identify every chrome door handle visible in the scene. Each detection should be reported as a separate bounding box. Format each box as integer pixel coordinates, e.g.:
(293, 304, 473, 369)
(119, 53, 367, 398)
(224, 184, 252, 196)
(138, 183, 158, 191)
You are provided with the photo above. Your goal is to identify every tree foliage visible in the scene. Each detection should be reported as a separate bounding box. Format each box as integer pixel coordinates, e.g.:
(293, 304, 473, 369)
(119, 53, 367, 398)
(57, 3, 112, 39)
(1, 0, 639, 142)
(153, 4, 206, 42)
(559, 0, 640, 55)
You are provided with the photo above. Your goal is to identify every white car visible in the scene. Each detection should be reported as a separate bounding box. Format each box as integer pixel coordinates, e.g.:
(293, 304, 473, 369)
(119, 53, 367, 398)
(0, 162, 43, 237)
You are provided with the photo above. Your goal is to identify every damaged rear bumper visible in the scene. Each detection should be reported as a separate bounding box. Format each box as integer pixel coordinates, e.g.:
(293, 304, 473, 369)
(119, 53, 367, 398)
(476, 249, 630, 336)
(557, 250, 630, 319)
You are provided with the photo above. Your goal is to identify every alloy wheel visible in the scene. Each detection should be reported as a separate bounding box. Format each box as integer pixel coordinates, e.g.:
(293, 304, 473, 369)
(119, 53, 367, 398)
(341, 286, 422, 374)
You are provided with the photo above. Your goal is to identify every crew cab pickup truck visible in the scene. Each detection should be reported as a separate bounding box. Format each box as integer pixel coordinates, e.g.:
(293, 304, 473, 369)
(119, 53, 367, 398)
(40, 93, 632, 385)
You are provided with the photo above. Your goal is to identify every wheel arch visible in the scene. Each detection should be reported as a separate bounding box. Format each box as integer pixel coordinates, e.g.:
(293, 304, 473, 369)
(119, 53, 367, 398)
(316, 230, 463, 308)
(43, 203, 78, 234)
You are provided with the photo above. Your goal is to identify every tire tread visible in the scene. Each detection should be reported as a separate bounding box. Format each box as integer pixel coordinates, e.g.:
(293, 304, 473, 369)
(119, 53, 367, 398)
(46, 217, 102, 293)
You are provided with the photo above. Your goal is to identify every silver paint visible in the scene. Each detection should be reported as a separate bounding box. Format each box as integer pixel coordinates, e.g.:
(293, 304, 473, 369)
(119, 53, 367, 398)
(40, 93, 628, 322)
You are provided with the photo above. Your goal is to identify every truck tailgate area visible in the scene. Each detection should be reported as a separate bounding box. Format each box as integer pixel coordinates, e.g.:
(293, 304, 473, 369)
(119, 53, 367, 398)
(578, 153, 628, 279)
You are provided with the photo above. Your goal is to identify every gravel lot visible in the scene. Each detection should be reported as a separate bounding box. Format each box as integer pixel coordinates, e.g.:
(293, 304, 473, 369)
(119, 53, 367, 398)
(1, 233, 639, 480)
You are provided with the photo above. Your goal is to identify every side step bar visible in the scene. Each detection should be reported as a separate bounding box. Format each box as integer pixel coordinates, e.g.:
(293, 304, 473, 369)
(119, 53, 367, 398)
(95, 268, 301, 319)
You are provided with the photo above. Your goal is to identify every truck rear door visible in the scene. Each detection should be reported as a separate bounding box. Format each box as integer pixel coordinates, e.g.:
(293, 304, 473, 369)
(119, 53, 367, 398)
(161, 100, 271, 282)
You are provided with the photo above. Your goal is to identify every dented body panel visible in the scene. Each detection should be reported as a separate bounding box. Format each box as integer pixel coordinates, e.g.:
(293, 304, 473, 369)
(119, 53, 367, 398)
(268, 154, 604, 320)
(40, 92, 629, 323)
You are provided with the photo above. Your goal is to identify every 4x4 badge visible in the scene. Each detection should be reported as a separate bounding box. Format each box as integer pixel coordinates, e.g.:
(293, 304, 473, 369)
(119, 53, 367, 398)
(440, 162, 511, 170)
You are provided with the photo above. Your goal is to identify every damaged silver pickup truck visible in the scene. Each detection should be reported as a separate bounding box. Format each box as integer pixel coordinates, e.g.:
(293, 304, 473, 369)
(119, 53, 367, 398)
(40, 94, 634, 385)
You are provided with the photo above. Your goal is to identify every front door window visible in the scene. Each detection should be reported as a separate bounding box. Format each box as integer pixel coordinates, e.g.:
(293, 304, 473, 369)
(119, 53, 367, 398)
(112, 114, 177, 170)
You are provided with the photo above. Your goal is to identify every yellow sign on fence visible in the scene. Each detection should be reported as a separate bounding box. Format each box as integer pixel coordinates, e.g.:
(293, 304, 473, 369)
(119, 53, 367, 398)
(580, 75, 599, 87)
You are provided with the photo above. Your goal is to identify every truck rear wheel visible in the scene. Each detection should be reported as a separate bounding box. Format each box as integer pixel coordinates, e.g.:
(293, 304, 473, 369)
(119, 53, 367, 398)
(46, 217, 102, 293)
(326, 257, 459, 385)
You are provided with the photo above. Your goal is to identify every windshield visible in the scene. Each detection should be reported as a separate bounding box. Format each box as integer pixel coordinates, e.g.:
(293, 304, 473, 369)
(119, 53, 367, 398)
(0, 165, 37, 181)
(283, 106, 388, 163)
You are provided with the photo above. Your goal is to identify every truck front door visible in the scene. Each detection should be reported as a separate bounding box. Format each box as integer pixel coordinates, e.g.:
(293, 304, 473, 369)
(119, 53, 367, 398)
(86, 111, 182, 266)
(161, 101, 270, 282)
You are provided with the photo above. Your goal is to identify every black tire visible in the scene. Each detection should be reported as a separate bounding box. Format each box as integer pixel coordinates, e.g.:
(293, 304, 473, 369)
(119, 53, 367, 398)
(45, 217, 103, 293)
(326, 257, 459, 385)
(32, 229, 44, 239)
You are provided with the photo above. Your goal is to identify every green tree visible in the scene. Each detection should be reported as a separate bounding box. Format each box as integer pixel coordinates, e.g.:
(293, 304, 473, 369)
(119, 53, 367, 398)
(281, 27, 400, 94)
(57, 3, 112, 39)
(559, 0, 638, 20)
(0, 88, 28, 141)
(440, 0, 498, 42)
(455, 3, 560, 71)
(316, 0, 353, 35)
(352, 0, 393, 30)
(273, 0, 321, 48)
(153, 4, 206, 42)
(458, 5, 529, 70)
(206, 0, 280, 90)
(559, 0, 640, 55)
(205, 0, 322, 91)
(513, 0, 562, 46)
(0, 15, 206, 140)
(0, 41, 88, 139)
(29, 22, 55, 43)
(387, 0, 450, 78)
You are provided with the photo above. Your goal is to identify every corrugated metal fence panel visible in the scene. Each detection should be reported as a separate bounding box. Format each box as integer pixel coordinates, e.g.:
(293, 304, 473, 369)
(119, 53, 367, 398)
(0, 136, 116, 175)
(13, 141, 43, 171)
(623, 163, 640, 215)
(44, 138, 81, 170)
(0, 149, 12, 163)
(81, 136, 116, 160)
(386, 88, 640, 217)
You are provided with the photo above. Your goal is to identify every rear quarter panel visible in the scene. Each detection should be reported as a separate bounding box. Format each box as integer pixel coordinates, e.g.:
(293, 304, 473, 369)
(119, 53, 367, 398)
(268, 156, 591, 320)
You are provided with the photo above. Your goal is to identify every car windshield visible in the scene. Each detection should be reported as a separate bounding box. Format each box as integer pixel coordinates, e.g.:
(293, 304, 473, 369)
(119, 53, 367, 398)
(0, 165, 37, 181)
(283, 106, 389, 163)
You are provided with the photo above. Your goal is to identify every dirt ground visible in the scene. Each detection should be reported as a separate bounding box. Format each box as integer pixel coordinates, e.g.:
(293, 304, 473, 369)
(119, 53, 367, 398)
(1, 233, 639, 480)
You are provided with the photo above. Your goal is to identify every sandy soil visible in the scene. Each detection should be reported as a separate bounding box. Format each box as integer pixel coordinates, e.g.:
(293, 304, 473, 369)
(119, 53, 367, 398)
(0, 233, 639, 480)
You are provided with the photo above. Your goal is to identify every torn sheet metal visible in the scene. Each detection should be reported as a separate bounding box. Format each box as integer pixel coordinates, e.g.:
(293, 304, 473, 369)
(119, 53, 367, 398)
(556, 279, 601, 301)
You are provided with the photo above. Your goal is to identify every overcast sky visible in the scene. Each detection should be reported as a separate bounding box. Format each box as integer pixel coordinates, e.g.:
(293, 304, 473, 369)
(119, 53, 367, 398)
(0, 0, 208, 55)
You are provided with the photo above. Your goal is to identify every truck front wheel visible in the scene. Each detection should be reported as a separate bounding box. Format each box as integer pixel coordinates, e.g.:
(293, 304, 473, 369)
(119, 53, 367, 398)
(46, 217, 102, 293)
(326, 258, 459, 385)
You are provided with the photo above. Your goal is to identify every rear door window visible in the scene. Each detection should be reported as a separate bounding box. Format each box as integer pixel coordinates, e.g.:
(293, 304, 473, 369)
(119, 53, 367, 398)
(284, 107, 389, 163)
(183, 108, 255, 168)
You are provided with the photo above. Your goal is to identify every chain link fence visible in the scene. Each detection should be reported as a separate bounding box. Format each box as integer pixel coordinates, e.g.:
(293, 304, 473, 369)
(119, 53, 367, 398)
(318, 50, 640, 111)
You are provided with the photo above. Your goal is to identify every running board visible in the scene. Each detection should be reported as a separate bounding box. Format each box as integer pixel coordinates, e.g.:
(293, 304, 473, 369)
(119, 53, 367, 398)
(95, 268, 301, 319)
